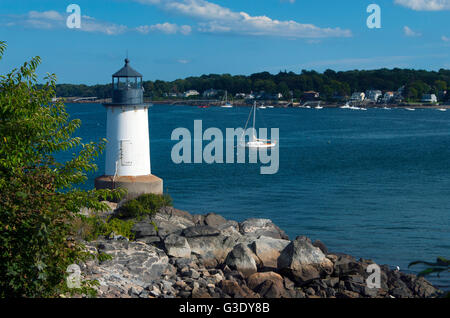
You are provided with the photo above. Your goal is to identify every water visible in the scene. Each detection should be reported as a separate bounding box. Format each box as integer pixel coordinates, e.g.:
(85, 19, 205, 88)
(66, 103, 450, 289)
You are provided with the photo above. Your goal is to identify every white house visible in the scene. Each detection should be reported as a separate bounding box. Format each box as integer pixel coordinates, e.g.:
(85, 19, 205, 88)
(183, 90, 200, 98)
(350, 92, 365, 101)
(421, 94, 437, 103)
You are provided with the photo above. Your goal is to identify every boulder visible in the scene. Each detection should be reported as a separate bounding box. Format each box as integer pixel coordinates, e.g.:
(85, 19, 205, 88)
(219, 280, 259, 298)
(224, 243, 258, 277)
(182, 225, 220, 238)
(277, 236, 333, 284)
(186, 234, 236, 267)
(333, 255, 365, 277)
(247, 272, 284, 290)
(204, 213, 228, 229)
(239, 218, 289, 240)
(163, 234, 191, 258)
(249, 236, 290, 270)
(85, 239, 169, 288)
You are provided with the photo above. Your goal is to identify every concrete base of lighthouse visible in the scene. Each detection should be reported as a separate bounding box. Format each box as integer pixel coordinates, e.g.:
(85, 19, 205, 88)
(95, 174, 163, 199)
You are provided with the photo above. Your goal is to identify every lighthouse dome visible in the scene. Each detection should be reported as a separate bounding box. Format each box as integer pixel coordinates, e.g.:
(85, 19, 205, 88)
(109, 58, 145, 106)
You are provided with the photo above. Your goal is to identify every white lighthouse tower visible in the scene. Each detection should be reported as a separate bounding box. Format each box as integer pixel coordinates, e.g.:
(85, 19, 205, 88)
(95, 58, 163, 197)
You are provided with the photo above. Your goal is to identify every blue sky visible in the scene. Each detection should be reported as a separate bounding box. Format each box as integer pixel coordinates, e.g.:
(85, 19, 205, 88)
(0, 0, 449, 84)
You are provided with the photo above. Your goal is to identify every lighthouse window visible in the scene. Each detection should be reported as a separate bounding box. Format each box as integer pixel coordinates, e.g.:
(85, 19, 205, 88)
(120, 140, 133, 166)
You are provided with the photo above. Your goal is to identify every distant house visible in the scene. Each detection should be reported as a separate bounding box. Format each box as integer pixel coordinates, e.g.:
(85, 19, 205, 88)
(303, 91, 320, 100)
(183, 90, 200, 98)
(350, 92, 365, 101)
(382, 92, 394, 104)
(365, 90, 382, 102)
(421, 94, 437, 103)
(203, 88, 219, 98)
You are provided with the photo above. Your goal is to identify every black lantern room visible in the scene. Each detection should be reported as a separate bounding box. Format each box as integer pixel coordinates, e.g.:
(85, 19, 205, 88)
(105, 58, 146, 106)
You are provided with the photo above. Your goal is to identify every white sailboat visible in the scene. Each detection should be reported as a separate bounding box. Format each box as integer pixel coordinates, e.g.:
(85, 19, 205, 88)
(241, 102, 277, 148)
(315, 101, 323, 109)
(340, 102, 351, 109)
(221, 91, 233, 108)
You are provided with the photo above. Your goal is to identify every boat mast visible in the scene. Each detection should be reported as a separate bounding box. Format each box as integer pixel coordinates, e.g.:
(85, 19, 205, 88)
(252, 102, 256, 141)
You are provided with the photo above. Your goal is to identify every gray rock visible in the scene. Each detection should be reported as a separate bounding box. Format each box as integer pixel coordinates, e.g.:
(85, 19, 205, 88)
(204, 213, 228, 229)
(182, 225, 220, 238)
(250, 236, 290, 270)
(277, 236, 333, 284)
(239, 218, 289, 240)
(163, 234, 191, 258)
(224, 243, 257, 277)
(187, 234, 236, 267)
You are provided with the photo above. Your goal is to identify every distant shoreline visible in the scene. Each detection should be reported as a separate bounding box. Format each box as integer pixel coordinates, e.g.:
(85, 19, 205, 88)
(63, 98, 450, 109)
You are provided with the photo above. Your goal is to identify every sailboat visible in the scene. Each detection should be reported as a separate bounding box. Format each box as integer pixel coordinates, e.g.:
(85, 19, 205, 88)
(221, 91, 233, 108)
(241, 102, 277, 148)
(315, 101, 323, 109)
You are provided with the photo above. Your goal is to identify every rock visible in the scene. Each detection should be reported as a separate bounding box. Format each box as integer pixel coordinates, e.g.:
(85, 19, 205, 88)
(217, 221, 241, 237)
(224, 243, 258, 277)
(204, 213, 228, 229)
(163, 234, 191, 258)
(277, 236, 334, 285)
(219, 280, 258, 298)
(186, 234, 236, 267)
(182, 225, 220, 238)
(239, 218, 289, 240)
(247, 272, 287, 297)
(250, 236, 290, 270)
(312, 240, 328, 255)
(333, 255, 365, 277)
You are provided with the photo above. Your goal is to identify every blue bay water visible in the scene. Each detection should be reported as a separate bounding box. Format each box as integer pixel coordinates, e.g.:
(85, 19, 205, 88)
(66, 103, 450, 289)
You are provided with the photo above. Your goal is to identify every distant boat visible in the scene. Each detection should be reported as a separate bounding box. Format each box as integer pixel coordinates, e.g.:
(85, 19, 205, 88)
(382, 106, 391, 110)
(437, 108, 447, 112)
(221, 90, 233, 108)
(258, 103, 267, 109)
(340, 102, 351, 109)
(405, 108, 415, 111)
(241, 102, 276, 148)
(315, 101, 323, 109)
(198, 105, 209, 109)
(267, 105, 275, 108)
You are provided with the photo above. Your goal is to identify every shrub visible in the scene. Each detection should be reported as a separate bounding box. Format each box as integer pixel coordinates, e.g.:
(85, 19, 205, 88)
(117, 193, 172, 219)
(0, 41, 124, 297)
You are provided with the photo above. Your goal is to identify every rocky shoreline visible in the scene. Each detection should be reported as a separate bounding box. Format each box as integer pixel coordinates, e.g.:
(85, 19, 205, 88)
(81, 206, 443, 298)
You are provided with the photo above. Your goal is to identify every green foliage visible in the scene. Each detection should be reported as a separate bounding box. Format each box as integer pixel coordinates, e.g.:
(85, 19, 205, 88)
(117, 193, 172, 220)
(409, 257, 450, 298)
(74, 215, 135, 241)
(409, 257, 450, 277)
(0, 41, 123, 297)
(55, 68, 450, 102)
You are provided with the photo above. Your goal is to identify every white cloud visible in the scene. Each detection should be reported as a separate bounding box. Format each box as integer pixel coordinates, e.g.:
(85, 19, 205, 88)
(1, 10, 191, 36)
(134, 0, 352, 38)
(403, 26, 422, 37)
(394, 0, 450, 11)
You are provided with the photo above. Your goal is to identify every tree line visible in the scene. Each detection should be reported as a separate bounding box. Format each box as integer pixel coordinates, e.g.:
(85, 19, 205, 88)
(54, 68, 450, 102)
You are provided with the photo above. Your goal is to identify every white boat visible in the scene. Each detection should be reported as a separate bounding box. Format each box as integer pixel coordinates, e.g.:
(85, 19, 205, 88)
(258, 103, 267, 109)
(405, 108, 415, 111)
(315, 101, 323, 109)
(241, 102, 276, 148)
(340, 102, 351, 109)
(221, 91, 233, 108)
(382, 106, 391, 110)
(437, 108, 447, 112)
(267, 105, 275, 108)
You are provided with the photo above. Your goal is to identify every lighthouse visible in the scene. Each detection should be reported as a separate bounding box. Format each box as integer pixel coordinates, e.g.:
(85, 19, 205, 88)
(95, 58, 163, 197)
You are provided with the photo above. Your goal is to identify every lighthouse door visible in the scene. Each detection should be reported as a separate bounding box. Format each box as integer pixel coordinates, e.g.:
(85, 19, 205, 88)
(120, 140, 133, 166)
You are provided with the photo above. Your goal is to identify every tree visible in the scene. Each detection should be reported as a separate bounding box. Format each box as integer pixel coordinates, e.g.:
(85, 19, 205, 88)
(0, 41, 122, 297)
